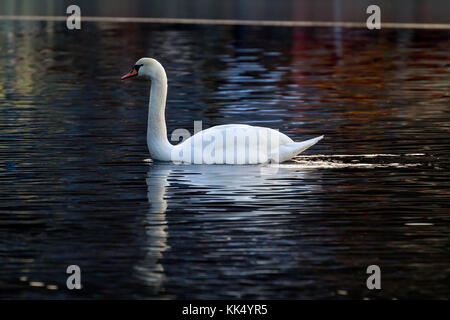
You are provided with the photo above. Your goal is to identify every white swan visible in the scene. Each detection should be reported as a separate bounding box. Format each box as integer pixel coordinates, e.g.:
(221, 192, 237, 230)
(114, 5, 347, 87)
(122, 58, 323, 164)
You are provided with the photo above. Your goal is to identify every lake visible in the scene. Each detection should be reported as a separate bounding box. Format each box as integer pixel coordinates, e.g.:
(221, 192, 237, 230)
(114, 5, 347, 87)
(0, 20, 449, 299)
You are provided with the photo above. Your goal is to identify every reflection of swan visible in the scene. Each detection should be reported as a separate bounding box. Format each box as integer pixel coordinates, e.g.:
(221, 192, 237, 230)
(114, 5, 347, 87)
(133, 168, 170, 295)
(146, 167, 170, 213)
(143, 163, 326, 299)
(140, 163, 325, 297)
(145, 162, 321, 207)
(122, 58, 323, 164)
(135, 161, 319, 295)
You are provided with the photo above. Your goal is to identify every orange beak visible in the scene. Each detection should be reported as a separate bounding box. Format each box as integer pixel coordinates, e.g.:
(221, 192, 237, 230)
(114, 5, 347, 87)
(121, 67, 137, 80)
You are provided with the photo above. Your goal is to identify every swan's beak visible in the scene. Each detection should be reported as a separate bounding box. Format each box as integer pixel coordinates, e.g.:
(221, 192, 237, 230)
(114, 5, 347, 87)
(121, 68, 137, 80)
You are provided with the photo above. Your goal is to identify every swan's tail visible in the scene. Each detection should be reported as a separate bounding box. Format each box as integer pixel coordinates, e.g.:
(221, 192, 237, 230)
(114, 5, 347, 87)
(269, 135, 324, 163)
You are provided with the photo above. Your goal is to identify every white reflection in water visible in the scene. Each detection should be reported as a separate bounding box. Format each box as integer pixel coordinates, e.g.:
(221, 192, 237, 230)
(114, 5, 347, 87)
(137, 162, 322, 292)
(146, 162, 320, 205)
(291, 154, 424, 169)
(136, 153, 424, 293)
(132, 167, 170, 293)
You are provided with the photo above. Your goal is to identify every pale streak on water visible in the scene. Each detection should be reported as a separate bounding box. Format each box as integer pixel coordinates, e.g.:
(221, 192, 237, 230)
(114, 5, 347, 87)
(0, 21, 449, 299)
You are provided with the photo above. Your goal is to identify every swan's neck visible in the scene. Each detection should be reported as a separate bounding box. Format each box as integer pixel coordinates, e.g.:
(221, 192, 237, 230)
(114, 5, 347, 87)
(147, 69, 173, 160)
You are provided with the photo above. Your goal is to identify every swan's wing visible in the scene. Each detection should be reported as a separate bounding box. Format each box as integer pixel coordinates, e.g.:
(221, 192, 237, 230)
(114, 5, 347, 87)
(200, 124, 293, 145)
(173, 124, 294, 164)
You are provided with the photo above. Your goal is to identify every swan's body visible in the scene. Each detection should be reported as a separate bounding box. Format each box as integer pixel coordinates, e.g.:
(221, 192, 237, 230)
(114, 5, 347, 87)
(122, 58, 323, 164)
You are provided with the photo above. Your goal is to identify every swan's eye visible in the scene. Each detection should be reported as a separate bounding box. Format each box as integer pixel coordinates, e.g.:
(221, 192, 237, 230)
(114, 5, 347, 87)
(134, 64, 143, 72)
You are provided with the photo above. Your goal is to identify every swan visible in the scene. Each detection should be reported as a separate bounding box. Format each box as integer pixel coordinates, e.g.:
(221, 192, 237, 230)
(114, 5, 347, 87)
(122, 58, 323, 164)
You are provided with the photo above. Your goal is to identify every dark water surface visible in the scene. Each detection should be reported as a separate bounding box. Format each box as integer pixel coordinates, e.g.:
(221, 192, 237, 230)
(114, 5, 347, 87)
(0, 21, 449, 299)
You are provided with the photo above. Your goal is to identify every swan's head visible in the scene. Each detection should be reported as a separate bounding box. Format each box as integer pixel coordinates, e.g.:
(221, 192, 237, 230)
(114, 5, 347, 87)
(121, 58, 164, 81)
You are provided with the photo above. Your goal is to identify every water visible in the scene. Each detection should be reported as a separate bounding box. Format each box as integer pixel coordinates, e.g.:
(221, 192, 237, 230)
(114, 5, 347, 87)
(0, 21, 449, 299)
